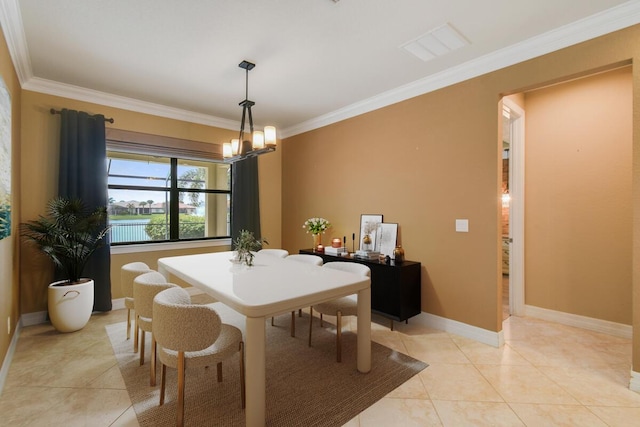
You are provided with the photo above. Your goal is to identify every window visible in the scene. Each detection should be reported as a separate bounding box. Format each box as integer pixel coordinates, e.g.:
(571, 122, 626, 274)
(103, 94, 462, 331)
(106, 131, 230, 245)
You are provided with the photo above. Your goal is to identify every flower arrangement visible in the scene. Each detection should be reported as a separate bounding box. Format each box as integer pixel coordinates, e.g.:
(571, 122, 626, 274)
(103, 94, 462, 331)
(302, 217, 331, 235)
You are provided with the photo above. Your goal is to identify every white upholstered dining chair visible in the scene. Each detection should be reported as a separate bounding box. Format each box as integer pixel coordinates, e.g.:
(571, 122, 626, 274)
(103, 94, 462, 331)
(271, 254, 324, 337)
(120, 261, 152, 352)
(133, 271, 177, 386)
(308, 262, 371, 362)
(258, 248, 289, 258)
(286, 254, 324, 304)
(153, 286, 245, 427)
(286, 254, 323, 264)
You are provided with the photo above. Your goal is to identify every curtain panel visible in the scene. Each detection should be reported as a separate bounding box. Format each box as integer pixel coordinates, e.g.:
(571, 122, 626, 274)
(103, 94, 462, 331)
(58, 109, 112, 312)
(231, 156, 261, 243)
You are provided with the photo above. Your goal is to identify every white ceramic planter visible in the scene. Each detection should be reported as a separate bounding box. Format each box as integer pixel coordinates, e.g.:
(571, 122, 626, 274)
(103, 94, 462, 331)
(48, 279, 94, 333)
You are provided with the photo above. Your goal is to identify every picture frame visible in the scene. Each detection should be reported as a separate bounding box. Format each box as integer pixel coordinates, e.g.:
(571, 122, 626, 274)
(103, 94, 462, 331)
(359, 214, 383, 252)
(0, 76, 11, 241)
(378, 223, 398, 257)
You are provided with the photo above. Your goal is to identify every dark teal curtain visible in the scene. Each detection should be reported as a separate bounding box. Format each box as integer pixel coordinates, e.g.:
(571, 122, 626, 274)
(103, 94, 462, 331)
(231, 156, 261, 242)
(58, 109, 112, 312)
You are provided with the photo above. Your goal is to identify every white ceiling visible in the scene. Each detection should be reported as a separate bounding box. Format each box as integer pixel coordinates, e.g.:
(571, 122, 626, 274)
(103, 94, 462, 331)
(2, 0, 640, 138)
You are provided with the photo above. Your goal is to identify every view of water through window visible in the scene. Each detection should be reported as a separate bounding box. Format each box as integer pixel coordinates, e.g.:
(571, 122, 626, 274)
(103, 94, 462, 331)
(107, 152, 231, 244)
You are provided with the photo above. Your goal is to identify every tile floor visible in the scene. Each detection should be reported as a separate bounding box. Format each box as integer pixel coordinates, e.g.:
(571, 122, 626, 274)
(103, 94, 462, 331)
(1, 301, 639, 426)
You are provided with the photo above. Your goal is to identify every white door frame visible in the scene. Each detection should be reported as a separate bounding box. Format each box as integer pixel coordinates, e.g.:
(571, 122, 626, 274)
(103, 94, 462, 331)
(503, 98, 525, 316)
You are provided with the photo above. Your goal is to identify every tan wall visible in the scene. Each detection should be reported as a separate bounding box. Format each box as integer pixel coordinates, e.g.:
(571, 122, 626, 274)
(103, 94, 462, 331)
(20, 91, 282, 312)
(0, 29, 22, 367)
(525, 67, 632, 324)
(283, 78, 502, 332)
(282, 25, 640, 343)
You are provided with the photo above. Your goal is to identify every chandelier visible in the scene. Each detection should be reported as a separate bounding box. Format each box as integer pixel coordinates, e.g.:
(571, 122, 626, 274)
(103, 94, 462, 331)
(222, 60, 277, 163)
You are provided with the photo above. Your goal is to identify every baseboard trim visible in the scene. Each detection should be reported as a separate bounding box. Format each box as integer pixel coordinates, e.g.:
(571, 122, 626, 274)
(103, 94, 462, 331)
(525, 305, 632, 339)
(20, 311, 47, 327)
(410, 312, 504, 348)
(0, 319, 21, 397)
(21, 299, 128, 326)
(112, 298, 126, 311)
(630, 370, 640, 393)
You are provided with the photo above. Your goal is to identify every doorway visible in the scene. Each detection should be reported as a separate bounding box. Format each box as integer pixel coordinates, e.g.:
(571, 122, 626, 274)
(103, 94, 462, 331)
(501, 105, 510, 320)
(501, 98, 525, 321)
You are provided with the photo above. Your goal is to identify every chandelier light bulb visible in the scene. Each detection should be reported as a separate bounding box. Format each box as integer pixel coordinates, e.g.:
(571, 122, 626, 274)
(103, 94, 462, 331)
(253, 131, 265, 149)
(223, 142, 232, 158)
(264, 126, 276, 147)
(231, 138, 240, 155)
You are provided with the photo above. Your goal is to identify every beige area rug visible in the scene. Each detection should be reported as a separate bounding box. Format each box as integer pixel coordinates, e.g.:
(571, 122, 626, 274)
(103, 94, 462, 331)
(106, 298, 428, 426)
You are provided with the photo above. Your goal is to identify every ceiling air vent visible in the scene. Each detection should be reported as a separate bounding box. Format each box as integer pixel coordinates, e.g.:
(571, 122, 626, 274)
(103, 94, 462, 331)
(401, 23, 469, 62)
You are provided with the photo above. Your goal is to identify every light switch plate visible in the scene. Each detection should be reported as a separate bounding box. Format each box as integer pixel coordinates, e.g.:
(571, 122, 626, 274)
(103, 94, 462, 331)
(455, 219, 469, 232)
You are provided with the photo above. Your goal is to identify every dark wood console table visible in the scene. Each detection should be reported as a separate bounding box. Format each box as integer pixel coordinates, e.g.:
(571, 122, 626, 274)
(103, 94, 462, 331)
(299, 249, 421, 327)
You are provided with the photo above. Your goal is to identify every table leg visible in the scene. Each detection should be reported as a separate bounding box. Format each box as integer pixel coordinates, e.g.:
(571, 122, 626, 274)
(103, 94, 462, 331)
(245, 316, 266, 427)
(356, 287, 371, 373)
(157, 265, 168, 280)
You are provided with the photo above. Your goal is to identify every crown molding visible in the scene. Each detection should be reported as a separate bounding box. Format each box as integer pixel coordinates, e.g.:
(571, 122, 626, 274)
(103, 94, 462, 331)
(0, 0, 32, 85)
(2, 0, 640, 138)
(23, 77, 240, 130)
(280, 0, 640, 138)
(0, 0, 240, 130)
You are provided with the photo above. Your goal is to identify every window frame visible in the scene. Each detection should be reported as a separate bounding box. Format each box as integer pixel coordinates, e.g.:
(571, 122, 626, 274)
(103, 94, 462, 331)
(106, 129, 232, 247)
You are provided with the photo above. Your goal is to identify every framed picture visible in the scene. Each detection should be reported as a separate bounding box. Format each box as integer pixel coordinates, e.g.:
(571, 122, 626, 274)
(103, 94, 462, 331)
(0, 76, 11, 241)
(378, 223, 398, 257)
(359, 214, 383, 252)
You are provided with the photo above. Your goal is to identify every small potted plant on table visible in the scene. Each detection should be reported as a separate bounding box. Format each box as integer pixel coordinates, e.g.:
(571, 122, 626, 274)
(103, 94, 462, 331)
(233, 229, 268, 266)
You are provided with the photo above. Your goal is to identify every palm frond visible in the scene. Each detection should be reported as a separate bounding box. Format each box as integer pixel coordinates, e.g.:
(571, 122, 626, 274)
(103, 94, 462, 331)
(21, 197, 111, 284)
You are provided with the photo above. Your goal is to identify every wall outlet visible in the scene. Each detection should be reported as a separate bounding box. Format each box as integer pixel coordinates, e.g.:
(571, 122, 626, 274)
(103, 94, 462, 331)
(455, 219, 469, 232)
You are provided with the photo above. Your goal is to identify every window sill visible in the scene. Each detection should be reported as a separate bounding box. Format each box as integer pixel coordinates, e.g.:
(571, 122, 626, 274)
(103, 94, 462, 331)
(110, 238, 231, 255)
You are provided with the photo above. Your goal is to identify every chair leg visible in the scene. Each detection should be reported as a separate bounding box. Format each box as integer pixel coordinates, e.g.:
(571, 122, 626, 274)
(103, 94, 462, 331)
(239, 341, 246, 409)
(271, 317, 274, 326)
(217, 362, 223, 382)
(160, 364, 166, 406)
(177, 352, 186, 427)
(298, 308, 303, 317)
(290, 311, 295, 337)
(139, 330, 146, 366)
(133, 314, 139, 353)
(126, 308, 131, 340)
(336, 311, 342, 363)
(320, 313, 324, 327)
(150, 334, 157, 386)
(308, 307, 313, 347)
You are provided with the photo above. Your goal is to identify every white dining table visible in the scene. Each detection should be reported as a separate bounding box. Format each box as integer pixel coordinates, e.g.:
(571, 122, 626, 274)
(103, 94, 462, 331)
(157, 250, 371, 427)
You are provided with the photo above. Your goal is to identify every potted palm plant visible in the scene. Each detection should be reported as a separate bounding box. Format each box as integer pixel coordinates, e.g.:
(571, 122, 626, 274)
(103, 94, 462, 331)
(22, 197, 110, 332)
